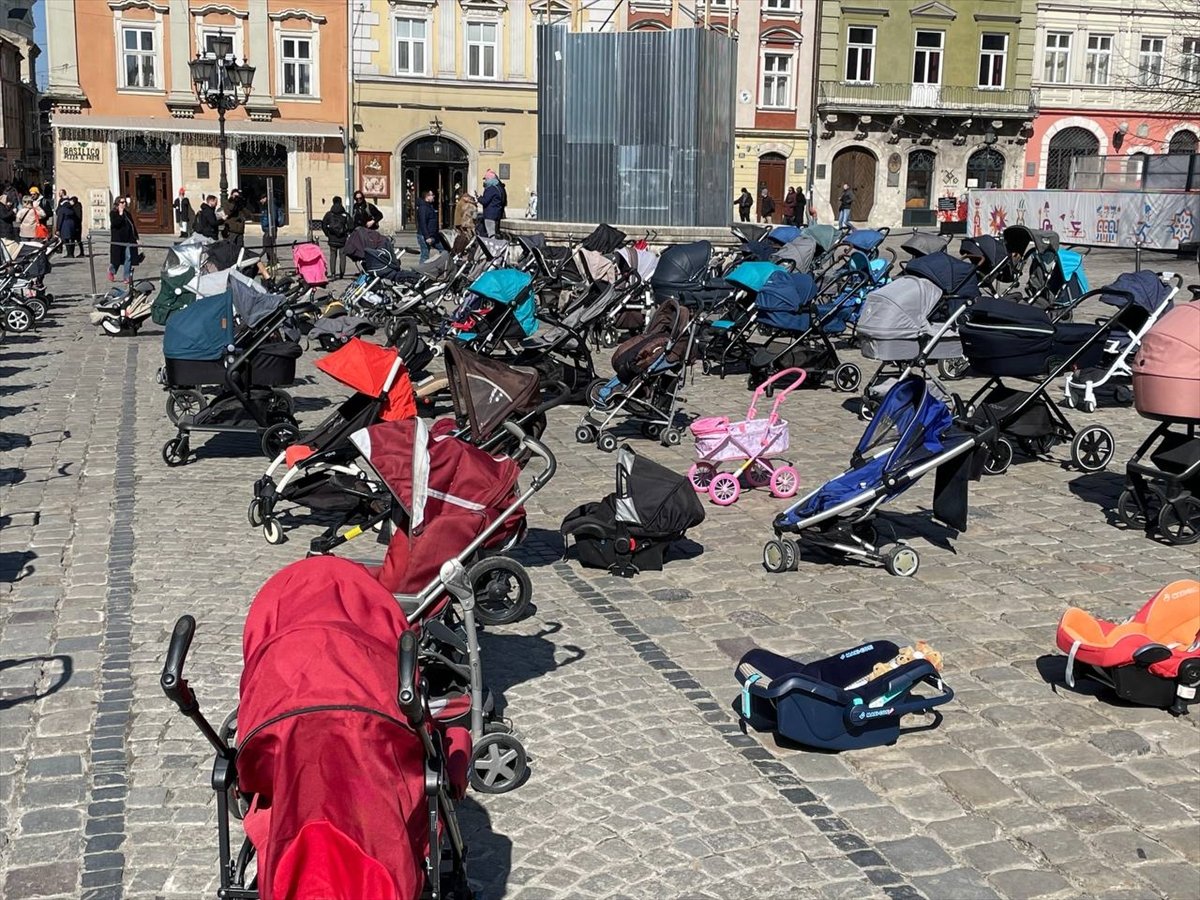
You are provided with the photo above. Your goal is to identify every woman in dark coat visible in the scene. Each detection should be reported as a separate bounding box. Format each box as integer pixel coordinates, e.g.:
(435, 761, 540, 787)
(351, 191, 383, 230)
(56, 192, 81, 257)
(321, 197, 352, 278)
(0, 195, 16, 241)
(781, 187, 797, 226)
(108, 198, 139, 283)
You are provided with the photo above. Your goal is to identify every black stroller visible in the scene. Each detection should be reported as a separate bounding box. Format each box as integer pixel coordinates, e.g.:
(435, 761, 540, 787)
(561, 444, 705, 577)
(960, 234, 1016, 293)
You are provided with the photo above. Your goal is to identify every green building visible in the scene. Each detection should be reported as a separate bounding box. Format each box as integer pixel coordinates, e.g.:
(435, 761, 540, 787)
(812, 0, 1039, 228)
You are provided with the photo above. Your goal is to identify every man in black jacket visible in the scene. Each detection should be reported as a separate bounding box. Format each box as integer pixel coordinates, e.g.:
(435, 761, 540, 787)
(416, 190, 438, 263)
(0, 193, 15, 240)
(837, 183, 854, 230)
(194, 195, 220, 239)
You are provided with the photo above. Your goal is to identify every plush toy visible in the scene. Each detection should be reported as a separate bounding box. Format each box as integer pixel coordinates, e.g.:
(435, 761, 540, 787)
(860, 641, 944, 685)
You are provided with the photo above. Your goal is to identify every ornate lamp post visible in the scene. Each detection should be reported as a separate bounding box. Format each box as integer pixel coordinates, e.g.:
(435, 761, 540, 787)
(188, 43, 256, 202)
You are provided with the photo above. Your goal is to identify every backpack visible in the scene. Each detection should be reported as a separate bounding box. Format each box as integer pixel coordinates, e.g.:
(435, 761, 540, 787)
(324, 211, 348, 239)
(498, 181, 508, 211)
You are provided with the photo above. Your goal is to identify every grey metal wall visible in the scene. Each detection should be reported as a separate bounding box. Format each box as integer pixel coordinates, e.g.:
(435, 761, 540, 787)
(537, 26, 736, 228)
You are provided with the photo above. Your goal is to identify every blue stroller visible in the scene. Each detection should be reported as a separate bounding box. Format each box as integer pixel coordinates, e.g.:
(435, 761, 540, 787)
(764, 375, 983, 576)
(700, 260, 788, 375)
(445, 268, 538, 355)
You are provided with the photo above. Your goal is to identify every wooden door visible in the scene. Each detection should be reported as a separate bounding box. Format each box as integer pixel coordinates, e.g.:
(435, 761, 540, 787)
(831, 148, 877, 222)
(757, 154, 787, 223)
(120, 166, 172, 233)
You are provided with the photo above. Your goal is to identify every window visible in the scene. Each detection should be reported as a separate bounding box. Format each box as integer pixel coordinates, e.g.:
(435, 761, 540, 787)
(121, 26, 156, 89)
(482, 127, 500, 151)
(203, 31, 234, 58)
(1085, 34, 1111, 85)
(966, 147, 1005, 189)
(1139, 36, 1164, 87)
(845, 26, 875, 83)
(466, 21, 498, 79)
(280, 36, 313, 96)
(913, 31, 943, 85)
(1046, 127, 1099, 190)
(978, 33, 1007, 88)
(1168, 130, 1198, 155)
(395, 17, 426, 75)
(761, 52, 793, 108)
(1182, 37, 1200, 87)
(1043, 32, 1070, 84)
(763, 0, 793, 9)
(905, 150, 936, 210)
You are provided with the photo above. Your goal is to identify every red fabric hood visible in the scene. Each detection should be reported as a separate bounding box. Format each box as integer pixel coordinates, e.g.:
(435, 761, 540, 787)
(315, 338, 417, 421)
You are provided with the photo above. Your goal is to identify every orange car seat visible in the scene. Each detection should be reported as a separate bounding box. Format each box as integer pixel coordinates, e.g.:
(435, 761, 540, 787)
(1056, 579, 1200, 715)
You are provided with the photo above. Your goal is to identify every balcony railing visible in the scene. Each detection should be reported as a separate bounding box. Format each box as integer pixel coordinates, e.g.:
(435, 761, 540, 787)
(818, 81, 1038, 113)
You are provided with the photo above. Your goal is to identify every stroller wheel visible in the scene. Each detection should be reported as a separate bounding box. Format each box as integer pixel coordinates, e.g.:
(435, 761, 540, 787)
(660, 428, 682, 448)
(25, 297, 46, 321)
(1116, 490, 1148, 529)
(469, 732, 528, 794)
(708, 473, 741, 506)
(165, 389, 206, 425)
(780, 539, 799, 571)
(468, 557, 532, 626)
(744, 460, 773, 488)
(247, 499, 265, 528)
(269, 389, 295, 417)
(1070, 425, 1115, 473)
(1158, 498, 1200, 545)
(858, 399, 876, 422)
(769, 465, 800, 499)
(261, 422, 301, 460)
(596, 431, 619, 453)
(262, 517, 286, 545)
(1113, 384, 1134, 406)
(1081, 398, 1097, 414)
(5, 304, 33, 333)
(936, 357, 971, 381)
(161, 437, 189, 467)
(687, 462, 718, 492)
(833, 363, 861, 393)
(762, 540, 788, 574)
(983, 438, 1013, 476)
(882, 544, 920, 577)
(574, 423, 597, 444)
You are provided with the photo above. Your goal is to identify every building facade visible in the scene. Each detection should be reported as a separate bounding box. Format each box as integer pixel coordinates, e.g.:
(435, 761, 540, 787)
(43, 0, 348, 235)
(1024, 0, 1200, 190)
(813, 0, 1038, 228)
(0, 0, 41, 187)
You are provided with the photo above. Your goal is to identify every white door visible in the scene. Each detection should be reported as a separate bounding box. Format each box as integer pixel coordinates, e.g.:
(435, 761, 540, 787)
(912, 31, 943, 106)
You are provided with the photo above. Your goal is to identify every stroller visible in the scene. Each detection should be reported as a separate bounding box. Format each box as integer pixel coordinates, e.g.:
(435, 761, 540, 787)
(1118, 300, 1200, 545)
(900, 232, 951, 258)
(700, 260, 788, 374)
(251, 337, 417, 547)
(1056, 579, 1200, 715)
(91, 279, 157, 335)
(1004, 226, 1087, 317)
(687, 368, 806, 505)
(960, 234, 1016, 292)
(160, 282, 304, 466)
(765, 375, 984, 577)
(958, 285, 1140, 476)
(445, 269, 538, 355)
(1064, 271, 1180, 412)
(576, 298, 701, 450)
(650, 241, 721, 303)
(561, 444, 706, 577)
(160, 556, 474, 900)
(293, 242, 329, 287)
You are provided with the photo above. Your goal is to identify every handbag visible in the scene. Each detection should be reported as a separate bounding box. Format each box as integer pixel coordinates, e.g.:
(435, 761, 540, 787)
(34, 222, 49, 240)
(134, 250, 146, 266)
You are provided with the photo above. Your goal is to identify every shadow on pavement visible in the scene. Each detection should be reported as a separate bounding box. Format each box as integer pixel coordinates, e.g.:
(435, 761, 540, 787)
(0, 550, 37, 583)
(478, 622, 585, 721)
(0, 655, 73, 711)
(458, 795, 513, 899)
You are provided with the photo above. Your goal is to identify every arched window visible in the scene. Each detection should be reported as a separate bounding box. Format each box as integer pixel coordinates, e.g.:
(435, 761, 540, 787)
(1168, 130, 1198, 155)
(1046, 126, 1100, 189)
(482, 128, 500, 151)
(905, 149, 936, 209)
(966, 147, 1004, 189)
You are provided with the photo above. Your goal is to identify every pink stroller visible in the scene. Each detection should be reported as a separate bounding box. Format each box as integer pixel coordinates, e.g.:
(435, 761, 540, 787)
(688, 368, 806, 505)
(293, 242, 328, 287)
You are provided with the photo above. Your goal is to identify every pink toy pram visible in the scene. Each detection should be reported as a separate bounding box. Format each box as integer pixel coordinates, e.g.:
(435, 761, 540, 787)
(687, 368, 806, 505)
(293, 242, 328, 287)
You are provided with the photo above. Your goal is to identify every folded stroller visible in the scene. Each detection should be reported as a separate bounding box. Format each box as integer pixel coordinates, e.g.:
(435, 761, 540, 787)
(1118, 300, 1200, 545)
(576, 298, 701, 450)
(561, 444, 705, 577)
(160, 557, 473, 900)
(1056, 579, 1200, 715)
(91, 279, 157, 335)
(765, 375, 984, 577)
(251, 337, 417, 547)
(959, 284, 1140, 475)
(1064, 271, 1180, 412)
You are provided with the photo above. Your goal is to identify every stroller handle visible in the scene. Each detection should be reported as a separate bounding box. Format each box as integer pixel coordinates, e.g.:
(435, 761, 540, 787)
(161, 615, 197, 712)
(748, 367, 807, 423)
(396, 629, 423, 725)
(502, 420, 557, 488)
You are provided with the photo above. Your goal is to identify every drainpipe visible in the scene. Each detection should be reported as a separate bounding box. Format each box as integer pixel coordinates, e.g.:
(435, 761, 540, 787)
(806, 0, 822, 204)
(345, 4, 356, 201)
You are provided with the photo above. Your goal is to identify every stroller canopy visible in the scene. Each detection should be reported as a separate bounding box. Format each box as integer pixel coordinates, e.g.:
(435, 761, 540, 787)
(1055, 248, 1088, 292)
(857, 276, 945, 341)
(315, 338, 416, 421)
(767, 225, 802, 245)
(344, 227, 392, 262)
(652, 241, 712, 289)
(476, 235, 510, 263)
(802, 224, 839, 253)
(1005, 226, 1058, 256)
(756, 271, 820, 331)
(740, 240, 776, 262)
(151, 266, 199, 325)
(620, 246, 659, 281)
(362, 246, 403, 274)
(960, 234, 1007, 271)
(445, 344, 540, 440)
(1100, 270, 1174, 313)
(727, 261, 786, 293)
(613, 445, 705, 537)
(579, 248, 618, 284)
(581, 223, 627, 254)
(731, 223, 771, 244)
(238, 555, 433, 900)
(230, 273, 288, 327)
(906, 251, 980, 298)
(773, 236, 817, 272)
(165, 234, 211, 273)
(844, 229, 887, 252)
(162, 290, 234, 360)
(858, 375, 955, 473)
(469, 269, 537, 337)
(1132, 301, 1200, 422)
(901, 233, 948, 258)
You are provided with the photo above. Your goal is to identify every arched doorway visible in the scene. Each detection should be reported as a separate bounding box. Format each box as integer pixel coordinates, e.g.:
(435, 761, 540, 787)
(831, 146, 876, 222)
(756, 152, 787, 223)
(400, 136, 468, 230)
(903, 149, 936, 227)
(118, 135, 172, 233)
(236, 142, 289, 226)
(1168, 130, 1198, 155)
(966, 147, 1005, 189)
(1046, 127, 1100, 190)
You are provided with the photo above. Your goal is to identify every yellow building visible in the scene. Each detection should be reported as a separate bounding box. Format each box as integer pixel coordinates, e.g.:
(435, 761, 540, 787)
(351, 0, 562, 230)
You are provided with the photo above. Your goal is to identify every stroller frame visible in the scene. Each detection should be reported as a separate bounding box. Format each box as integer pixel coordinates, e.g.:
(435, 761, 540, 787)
(1118, 421, 1200, 546)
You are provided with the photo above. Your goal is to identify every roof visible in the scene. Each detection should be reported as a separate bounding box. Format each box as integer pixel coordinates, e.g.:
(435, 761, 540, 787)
(50, 113, 342, 140)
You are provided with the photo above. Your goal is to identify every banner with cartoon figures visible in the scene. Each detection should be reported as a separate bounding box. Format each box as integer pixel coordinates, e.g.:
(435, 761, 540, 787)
(967, 191, 1198, 250)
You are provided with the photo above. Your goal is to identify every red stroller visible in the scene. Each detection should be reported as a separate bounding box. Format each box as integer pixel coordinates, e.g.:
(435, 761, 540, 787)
(351, 417, 558, 792)
(161, 556, 472, 900)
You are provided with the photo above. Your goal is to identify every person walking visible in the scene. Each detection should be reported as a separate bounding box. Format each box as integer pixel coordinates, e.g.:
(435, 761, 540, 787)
(781, 187, 797, 226)
(108, 197, 139, 284)
(0, 193, 16, 240)
(174, 189, 193, 238)
(757, 187, 776, 225)
(221, 189, 248, 249)
(416, 189, 439, 264)
(837, 183, 854, 230)
(351, 191, 383, 230)
(194, 195, 220, 239)
(16, 195, 43, 239)
(479, 170, 504, 238)
(796, 185, 807, 227)
(321, 196, 351, 278)
(735, 187, 753, 223)
(56, 191, 82, 257)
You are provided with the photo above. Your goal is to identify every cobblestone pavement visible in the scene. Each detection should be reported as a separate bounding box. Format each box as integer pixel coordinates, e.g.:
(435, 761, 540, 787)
(1, 241, 1198, 900)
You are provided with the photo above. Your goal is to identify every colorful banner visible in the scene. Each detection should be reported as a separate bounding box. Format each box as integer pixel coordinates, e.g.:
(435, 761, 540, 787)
(967, 190, 1198, 250)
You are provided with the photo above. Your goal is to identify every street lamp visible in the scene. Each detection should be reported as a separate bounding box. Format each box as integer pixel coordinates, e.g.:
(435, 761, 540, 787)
(189, 40, 256, 202)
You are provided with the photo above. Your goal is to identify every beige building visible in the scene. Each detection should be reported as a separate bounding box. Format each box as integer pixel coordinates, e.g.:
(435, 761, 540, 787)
(0, 0, 41, 187)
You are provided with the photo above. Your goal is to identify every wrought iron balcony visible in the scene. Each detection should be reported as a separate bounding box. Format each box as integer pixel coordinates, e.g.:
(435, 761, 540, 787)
(818, 81, 1038, 115)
